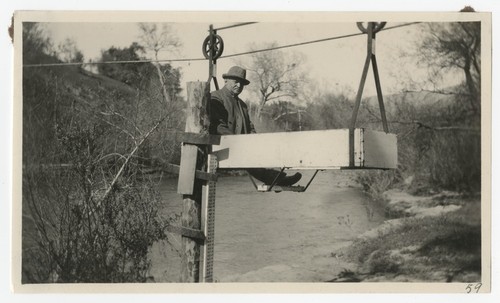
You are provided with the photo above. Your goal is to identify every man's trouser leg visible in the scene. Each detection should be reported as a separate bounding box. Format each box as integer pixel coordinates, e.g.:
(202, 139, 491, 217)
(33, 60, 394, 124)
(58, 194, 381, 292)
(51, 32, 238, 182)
(247, 168, 301, 186)
(247, 168, 284, 185)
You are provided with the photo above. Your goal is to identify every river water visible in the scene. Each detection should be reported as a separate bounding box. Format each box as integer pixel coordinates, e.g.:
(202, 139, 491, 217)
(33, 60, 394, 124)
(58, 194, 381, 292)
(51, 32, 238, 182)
(149, 170, 385, 282)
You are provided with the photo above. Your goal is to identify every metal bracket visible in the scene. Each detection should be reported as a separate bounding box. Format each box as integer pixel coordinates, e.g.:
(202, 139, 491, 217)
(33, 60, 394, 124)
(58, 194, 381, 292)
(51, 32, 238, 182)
(166, 225, 205, 241)
(177, 132, 221, 145)
(165, 163, 218, 182)
(205, 24, 223, 90)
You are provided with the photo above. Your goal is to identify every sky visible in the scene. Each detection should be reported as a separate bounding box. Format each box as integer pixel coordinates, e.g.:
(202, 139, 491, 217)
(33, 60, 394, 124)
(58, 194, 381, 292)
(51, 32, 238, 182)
(43, 20, 460, 102)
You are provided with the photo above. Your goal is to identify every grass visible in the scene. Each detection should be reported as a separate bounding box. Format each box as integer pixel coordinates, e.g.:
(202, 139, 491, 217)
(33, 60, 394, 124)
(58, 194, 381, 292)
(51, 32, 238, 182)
(342, 196, 481, 282)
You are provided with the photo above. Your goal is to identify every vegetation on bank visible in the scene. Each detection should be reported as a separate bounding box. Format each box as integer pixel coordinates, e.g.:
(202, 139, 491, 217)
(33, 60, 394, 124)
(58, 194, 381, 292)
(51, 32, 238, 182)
(332, 193, 481, 282)
(22, 23, 185, 283)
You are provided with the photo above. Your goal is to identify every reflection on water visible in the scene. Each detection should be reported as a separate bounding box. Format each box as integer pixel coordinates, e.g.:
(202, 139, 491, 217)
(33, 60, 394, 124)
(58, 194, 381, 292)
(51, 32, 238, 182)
(150, 170, 385, 282)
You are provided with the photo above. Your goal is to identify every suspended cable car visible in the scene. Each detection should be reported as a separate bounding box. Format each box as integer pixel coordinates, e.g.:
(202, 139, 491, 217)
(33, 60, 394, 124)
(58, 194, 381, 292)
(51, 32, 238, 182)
(203, 22, 397, 193)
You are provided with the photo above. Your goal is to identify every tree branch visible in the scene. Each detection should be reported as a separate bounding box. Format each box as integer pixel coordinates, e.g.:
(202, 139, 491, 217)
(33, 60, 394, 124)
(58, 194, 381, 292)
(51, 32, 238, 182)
(402, 89, 472, 97)
(388, 120, 480, 132)
(97, 115, 167, 207)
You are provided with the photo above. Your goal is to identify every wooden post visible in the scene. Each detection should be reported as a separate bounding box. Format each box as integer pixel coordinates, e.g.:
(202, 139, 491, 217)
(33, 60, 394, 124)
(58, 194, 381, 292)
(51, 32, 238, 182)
(179, 81, 210, 282)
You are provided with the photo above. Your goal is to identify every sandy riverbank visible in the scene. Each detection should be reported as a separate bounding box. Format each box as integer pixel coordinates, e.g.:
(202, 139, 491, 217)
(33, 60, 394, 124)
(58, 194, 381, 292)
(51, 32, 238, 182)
(329, 189, 482, 282)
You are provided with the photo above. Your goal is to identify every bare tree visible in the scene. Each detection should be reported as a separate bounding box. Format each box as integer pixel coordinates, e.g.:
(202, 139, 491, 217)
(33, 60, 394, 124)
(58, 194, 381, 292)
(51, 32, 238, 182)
(239, 42, 307, 118)
(419, 22, 481, 112)
(138, 23, 182, 103)
(57, 38, 84, 63)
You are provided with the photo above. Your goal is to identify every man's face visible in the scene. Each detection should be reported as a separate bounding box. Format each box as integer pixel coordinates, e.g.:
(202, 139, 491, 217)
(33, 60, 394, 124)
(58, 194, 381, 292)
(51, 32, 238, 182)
(225, 78, 245, 96)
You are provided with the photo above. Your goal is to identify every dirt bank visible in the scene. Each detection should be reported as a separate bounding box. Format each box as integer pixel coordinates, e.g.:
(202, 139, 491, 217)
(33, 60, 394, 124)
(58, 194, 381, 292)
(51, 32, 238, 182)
(328, 189, 482, 283)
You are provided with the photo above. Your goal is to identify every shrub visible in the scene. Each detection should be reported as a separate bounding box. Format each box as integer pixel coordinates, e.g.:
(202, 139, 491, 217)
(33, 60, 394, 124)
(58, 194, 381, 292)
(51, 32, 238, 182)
(355, 170, 402, 202)
(427, 131, 481, 192)
(22, 123, 168, 283)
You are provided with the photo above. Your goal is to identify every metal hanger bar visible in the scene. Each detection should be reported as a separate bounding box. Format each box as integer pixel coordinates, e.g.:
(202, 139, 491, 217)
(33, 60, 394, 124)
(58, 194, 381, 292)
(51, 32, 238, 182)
(303, 170, 321, 192)
(349, 22, 374, 167)
(267, 167, 286, 192)
(248, 174, 258, 190)
(371, 54, 389, 133)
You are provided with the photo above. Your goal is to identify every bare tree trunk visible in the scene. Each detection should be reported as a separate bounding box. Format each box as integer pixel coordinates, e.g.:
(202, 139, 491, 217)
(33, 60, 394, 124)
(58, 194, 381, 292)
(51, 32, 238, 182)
(257, 96, 266, 120)
(154, 62, 171, 103)
(463, 58, 479, 111)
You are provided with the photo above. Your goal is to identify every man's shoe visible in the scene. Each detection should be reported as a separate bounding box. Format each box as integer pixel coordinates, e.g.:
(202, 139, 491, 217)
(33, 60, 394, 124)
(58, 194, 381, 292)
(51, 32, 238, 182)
(276, 172, 302, 187)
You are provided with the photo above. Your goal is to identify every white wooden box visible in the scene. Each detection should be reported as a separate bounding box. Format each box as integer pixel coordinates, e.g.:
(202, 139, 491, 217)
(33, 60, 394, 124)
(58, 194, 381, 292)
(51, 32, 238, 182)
(212, 128, 397, 170)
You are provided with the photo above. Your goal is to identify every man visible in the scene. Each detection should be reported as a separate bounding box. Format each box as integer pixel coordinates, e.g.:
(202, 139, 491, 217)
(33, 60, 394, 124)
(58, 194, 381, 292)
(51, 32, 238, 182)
(209, 66, 302, 187)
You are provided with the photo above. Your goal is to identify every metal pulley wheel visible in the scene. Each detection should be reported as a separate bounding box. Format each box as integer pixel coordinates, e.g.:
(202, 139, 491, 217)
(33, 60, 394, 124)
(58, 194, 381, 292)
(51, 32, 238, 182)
(356, 22, 387, 34)
(202, 34, 224, 59)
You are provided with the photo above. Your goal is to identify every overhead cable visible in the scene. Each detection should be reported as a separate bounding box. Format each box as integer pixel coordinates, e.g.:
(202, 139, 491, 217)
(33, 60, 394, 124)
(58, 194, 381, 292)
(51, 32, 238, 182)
(23, 22, 422, 68)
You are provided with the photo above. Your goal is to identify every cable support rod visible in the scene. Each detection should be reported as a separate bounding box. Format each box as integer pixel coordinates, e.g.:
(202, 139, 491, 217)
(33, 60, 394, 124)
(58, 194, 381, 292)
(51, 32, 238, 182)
(23, 22, 421, 68)
(211, 22, 258, 31)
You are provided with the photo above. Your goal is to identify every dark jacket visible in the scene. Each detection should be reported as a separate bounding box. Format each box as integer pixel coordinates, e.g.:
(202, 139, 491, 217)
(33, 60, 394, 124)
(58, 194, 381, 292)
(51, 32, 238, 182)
(209, 86, 256, 135)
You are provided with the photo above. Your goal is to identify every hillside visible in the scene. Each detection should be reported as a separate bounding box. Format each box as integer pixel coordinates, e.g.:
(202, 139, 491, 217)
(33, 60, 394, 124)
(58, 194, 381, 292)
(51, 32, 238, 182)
(24, 64, 138, 117)
(23, 56, 187, 168)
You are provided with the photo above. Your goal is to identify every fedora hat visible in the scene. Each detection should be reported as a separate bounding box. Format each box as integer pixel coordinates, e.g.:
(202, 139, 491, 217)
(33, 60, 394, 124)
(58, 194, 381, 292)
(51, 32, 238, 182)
(222, 66, 250, 85)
